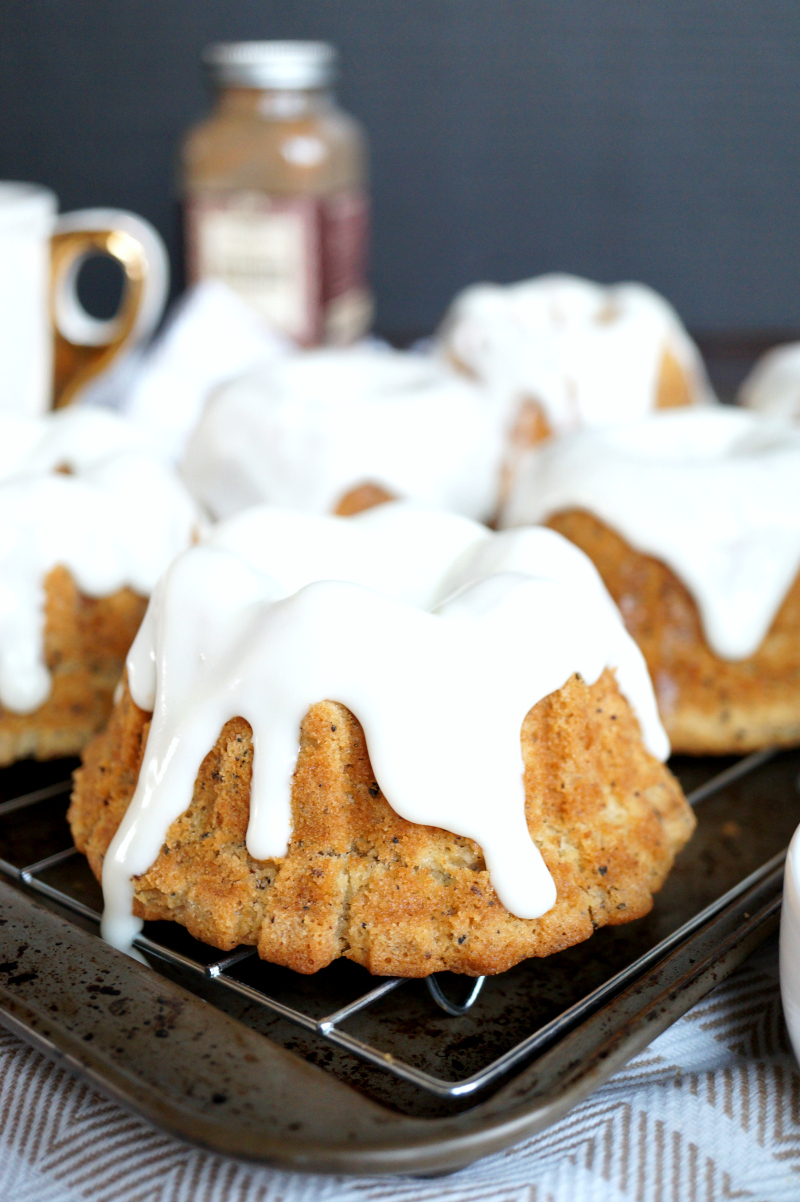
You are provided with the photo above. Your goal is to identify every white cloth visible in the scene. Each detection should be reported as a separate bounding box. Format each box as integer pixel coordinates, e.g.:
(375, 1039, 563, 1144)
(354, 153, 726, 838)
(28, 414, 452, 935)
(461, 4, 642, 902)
(1, 936, 797, 1202)
(110, 280, 289, 463)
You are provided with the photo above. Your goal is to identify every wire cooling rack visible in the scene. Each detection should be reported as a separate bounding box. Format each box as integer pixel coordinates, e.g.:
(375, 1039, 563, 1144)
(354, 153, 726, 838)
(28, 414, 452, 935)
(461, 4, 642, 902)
(0, 746, 792, 1108)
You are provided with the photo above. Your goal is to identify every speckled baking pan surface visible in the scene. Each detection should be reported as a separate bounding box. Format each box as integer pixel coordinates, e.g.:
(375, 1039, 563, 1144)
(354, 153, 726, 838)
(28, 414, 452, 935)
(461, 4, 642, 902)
(0, 749, 793, 1175)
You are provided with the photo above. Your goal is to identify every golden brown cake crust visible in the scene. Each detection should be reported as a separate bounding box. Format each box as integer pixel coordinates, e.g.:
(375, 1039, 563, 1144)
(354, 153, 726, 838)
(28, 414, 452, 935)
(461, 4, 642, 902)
(333, 482, 397, 517)
(0, 566, 147, 766)
(655, 347, 694, 410)
(547, 510, 800, 755)
(69, 669, 693, 976)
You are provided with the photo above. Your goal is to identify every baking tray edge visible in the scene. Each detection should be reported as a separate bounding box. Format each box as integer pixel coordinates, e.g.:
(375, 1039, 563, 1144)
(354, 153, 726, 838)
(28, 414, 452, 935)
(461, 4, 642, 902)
(0, 859, 783, 1177)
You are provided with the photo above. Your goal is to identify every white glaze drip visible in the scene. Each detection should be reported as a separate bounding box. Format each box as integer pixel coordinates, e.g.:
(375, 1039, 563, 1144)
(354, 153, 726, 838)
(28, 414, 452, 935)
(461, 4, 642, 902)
(500, 407, 800, 661)
(439, 273, 713, 433)
(100, 503, 667, 954)
(181, 343, 508, 521)
(0, 406, 198, 713)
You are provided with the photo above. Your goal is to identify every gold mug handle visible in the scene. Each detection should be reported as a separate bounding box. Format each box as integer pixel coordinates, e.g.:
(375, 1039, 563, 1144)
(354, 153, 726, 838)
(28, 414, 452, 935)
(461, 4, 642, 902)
(49, 209, 169, 409)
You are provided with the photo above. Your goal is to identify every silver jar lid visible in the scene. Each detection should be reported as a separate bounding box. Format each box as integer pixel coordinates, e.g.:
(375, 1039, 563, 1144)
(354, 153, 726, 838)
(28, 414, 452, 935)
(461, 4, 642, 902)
(203, 41, 337, 89)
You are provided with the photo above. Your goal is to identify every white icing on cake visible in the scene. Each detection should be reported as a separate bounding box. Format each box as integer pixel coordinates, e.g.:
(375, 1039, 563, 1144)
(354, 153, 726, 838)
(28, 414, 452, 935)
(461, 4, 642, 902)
(181, 343, 507, 521)
(100, 502, 668, 955)
(0, 406, 198, 713)
(500, 407, 800, 661)
(740, 341, 800, 422)
(439, 273, 713, 434)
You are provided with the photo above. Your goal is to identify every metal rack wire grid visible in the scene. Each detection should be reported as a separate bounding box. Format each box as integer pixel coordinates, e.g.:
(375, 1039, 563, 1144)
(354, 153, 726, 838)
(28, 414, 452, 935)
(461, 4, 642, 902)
(0, 746, 792, 1104)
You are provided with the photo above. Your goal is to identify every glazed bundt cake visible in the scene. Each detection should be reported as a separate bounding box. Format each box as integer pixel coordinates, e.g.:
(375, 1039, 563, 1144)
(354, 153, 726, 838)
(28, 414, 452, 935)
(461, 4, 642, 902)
(439, 273, 713, 501)
(0, 406, 197, 764)
(501, 407, 800, 755)
(181, 344, 507, 522)
(439, 274, 713, 432)
(739, 340, 800, 424)
(180, 279, 709, 528)
(70, 504, 694, 975)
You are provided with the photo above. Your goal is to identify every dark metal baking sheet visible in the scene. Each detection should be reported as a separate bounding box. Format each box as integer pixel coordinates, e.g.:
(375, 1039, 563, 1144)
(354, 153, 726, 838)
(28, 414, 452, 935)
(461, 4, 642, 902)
(0, 748, 794, 1174)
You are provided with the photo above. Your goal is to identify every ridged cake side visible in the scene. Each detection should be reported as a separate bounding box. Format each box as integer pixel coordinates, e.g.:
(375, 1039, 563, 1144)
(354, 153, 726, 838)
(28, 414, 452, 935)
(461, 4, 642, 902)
(70, 668, 692, 976)
(548, 509, 800, 755)
(0, 566, 146, 766)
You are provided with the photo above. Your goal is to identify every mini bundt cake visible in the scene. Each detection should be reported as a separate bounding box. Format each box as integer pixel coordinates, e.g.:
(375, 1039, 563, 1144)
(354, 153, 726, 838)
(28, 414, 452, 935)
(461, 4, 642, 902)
(438, 273, 714, 500)
(70, 504, 693, 976)
(501, 407, 800, 755)
(0, 406, 197, 764)
(739, 340, 800, 423)
(180, 279, 709, 528)
(0, 566, 147, 765)
(181, 344, 507, 522)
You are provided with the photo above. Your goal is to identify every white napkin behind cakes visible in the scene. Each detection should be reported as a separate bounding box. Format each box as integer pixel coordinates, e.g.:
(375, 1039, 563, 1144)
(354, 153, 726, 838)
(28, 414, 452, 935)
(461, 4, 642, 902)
(110, 280, 289, 463)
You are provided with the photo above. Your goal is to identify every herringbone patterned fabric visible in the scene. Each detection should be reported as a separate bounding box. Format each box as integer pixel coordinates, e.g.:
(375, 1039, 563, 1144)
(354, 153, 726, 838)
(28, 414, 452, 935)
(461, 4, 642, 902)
(1, 938, 797, 1202)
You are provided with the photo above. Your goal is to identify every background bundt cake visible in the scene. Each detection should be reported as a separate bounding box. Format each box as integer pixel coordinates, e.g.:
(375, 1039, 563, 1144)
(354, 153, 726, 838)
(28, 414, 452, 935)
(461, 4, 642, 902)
(439, 274, 712, 432)
(501, 408, 800, 754)
(181, 344, 506, 522)
(545, 510, 800, 755)
(0, 406, 197, 764)
(0, 567, 146, 765)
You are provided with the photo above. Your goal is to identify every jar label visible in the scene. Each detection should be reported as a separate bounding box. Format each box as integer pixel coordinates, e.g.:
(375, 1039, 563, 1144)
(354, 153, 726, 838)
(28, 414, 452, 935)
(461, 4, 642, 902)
(186, 191, 371, 346)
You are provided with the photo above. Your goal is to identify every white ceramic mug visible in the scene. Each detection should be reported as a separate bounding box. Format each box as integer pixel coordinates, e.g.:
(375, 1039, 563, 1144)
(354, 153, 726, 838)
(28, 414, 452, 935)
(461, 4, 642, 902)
(0, 182, 169, 414)
(780, 826, 800, 1060)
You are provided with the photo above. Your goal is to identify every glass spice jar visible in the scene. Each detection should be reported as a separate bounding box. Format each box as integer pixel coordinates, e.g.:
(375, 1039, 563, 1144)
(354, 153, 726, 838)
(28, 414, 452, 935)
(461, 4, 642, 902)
(182, 41, 371, 346)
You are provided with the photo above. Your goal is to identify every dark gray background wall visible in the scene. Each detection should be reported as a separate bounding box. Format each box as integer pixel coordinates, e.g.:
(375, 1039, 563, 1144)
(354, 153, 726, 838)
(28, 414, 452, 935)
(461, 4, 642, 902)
(2, 1, 799, 337)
